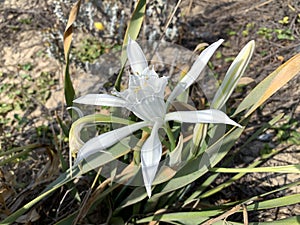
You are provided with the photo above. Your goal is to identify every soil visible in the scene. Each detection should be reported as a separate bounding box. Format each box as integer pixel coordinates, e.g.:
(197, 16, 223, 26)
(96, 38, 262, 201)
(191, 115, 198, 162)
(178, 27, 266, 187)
(0, 0, 299, 224)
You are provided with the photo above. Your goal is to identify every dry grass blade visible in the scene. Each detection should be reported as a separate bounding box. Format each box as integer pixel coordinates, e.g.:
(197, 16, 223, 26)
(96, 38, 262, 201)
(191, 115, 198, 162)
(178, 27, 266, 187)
(202, 204, 242, 225)
(63, 0, 82, 61)
(235, 52, 300, 117)
(160, 0, 182, 41)
(63, 0, 81, 106)
(246, 53, 300, 117)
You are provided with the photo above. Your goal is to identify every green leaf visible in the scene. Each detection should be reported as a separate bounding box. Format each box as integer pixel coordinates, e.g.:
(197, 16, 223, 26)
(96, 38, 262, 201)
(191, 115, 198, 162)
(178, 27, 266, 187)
(210, 165, 300, 174)
(0, 167, 79, 224)
(188, 113, 285, 201)
(1, 139, 132, 224)
(137, 193, 300, 225)
(150, 126, 244, 200)
(56, 114, 70, 137)
(137, 211, 221, 224)
(212, 216, 300, 225)
(0, 143, 43, 157)
(234, 53, 300, 117)
(117, 187, 147, 210)
(211, 40, 255, 109)
(0, 144, 45, 166)
(247, 193, 300, 211)
(79, 137, 132, 174)
(115, 0, 146, 90)
(53, 212, 77, 225)
(64, 60, 75, 107)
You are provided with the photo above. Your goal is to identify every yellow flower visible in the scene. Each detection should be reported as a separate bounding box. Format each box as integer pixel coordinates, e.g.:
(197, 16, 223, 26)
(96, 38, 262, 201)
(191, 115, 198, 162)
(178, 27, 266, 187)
(94, 22, 104, 31)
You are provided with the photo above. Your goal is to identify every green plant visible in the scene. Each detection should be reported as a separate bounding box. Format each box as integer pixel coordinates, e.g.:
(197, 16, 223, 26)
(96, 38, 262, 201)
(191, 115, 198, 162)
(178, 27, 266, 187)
(74, 38, 104, 62)
(242, 22, 255, 37)
(74, 38, 120, 63)
(18, 17, 32, 25)
(278, 16, 289, 25)
(19, 62, 33, 71)
(273, 116, 300, 145)
(274, 28, 295, 40)
(257, 27, 273, 39)
(2, 1, 300, 224)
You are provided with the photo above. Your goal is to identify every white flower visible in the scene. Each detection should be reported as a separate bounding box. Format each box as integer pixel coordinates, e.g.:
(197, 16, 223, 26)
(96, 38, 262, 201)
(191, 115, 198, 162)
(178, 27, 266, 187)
(71, 38, 241, 197)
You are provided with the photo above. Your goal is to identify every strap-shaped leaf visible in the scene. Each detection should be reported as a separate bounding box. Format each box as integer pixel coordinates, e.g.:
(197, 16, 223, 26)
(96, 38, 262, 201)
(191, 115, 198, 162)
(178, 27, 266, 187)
(211, 40, 255, 109)
(234, 53, 300, 117)
(211, 164, 300, 173)
(137, 211, 220, 225)
(137, 213, 300, 225)
(147, 126, 244, 201)
(63, 0, 81, 106)
(115, 0, 146, 90)
(247, 193, 300, 211)
(0, 139, 132, 225)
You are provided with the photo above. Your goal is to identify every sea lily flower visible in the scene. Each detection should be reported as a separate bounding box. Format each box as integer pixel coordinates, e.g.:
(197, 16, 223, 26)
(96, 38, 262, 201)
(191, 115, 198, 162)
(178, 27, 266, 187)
(72, 38, 241, 197)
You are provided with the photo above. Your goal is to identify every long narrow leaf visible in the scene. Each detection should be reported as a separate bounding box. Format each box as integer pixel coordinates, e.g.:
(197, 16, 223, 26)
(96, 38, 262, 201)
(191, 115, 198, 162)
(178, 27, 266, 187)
(210, 165, 300, 173)
(149, 126, 244, 200)
(185, 113, 284, 202)
(234, 53, 300, 117)
(137, 211, 221, 224)
(63, 0, 81, 106)
(211, 216, 300, 225)
(211, 40, 255, 109)
(0, 167, 79, 225)
(115, 0, 146, 90)
(199, 145, 288, 200)
(247, 193, 300, 211)
(0, 143, 43, 157)
(139, 192, 300, 224)
(0, 139, 132, 224)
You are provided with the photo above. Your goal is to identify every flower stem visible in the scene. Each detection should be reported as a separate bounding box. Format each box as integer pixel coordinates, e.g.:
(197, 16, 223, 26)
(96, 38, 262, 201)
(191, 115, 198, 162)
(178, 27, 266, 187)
(164, 122, 176, 151)
(133, 131, 149, 165)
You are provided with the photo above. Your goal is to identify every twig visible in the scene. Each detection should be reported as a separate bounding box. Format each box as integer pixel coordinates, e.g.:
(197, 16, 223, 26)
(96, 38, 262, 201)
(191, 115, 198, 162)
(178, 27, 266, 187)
(243, 0, 275, 14)
(202, 204, 242, 225)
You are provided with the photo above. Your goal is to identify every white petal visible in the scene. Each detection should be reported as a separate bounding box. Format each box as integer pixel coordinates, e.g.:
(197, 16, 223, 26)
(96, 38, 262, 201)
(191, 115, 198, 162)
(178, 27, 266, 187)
(181, 39, 224, 88)
(165, 109, 242, 127)
(167, 39, 224, 104)
(141, 66, 159, 78)
(141, 122, 162, 197)
(73, 94, 126, 107)
(131, 97, 166, 121)
(127, 37, 148, 75)
(75, 121, 150, 165)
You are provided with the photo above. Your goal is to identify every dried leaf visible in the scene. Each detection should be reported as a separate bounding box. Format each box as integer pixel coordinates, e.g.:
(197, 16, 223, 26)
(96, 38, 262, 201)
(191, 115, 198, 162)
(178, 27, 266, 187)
(238, 77, 255, 86)
(63, 0, 81, 61)
(15, 208, 40, 223)
(63, 0, 82, 106)
(234, 53, 300, 117)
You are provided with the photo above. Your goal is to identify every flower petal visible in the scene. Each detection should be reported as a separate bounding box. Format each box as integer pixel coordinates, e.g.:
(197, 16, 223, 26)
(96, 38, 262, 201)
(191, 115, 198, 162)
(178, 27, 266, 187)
(131, 97, 166, 121)
(73, 94, 126, 107)
(75, 121, 151, 165)
(141, 122, 162, 197)
(165, 109, 242, 127)
(181, 39, 224, 88)
(127, 37, 148, 75)
(167, 39, 224, 104)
